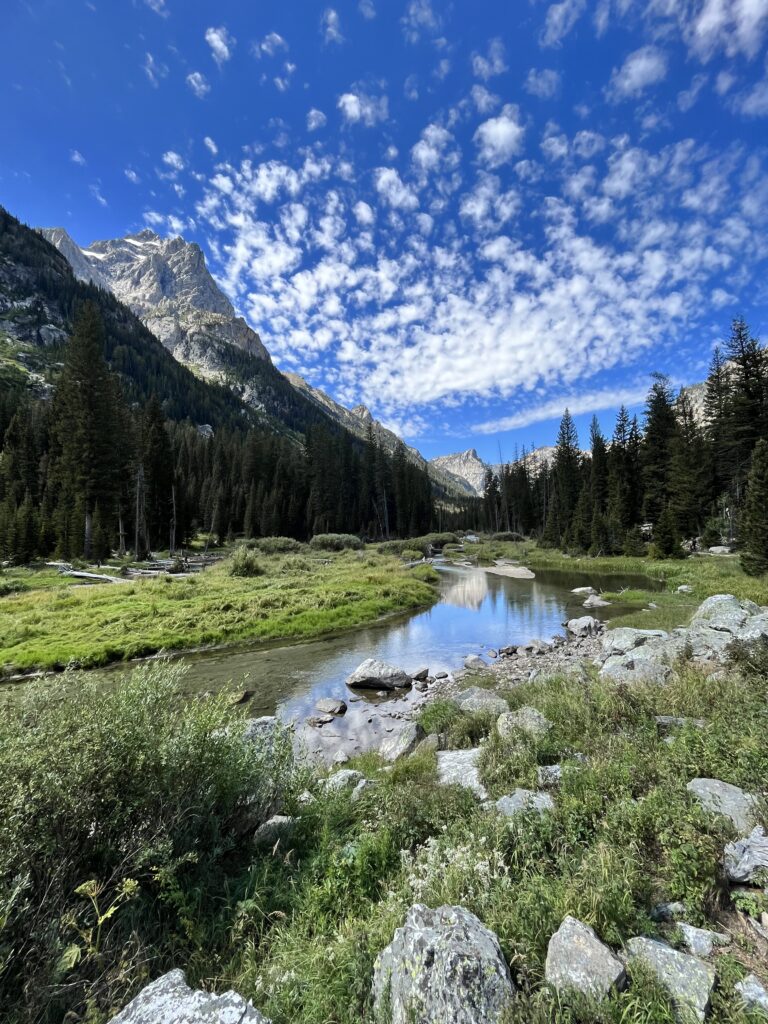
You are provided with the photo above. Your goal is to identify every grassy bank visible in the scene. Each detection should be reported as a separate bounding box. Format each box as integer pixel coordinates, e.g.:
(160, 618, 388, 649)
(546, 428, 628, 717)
(0, 550, 438, 675)
(451, 540, 768, 631)
(2, 649, 766, 1022)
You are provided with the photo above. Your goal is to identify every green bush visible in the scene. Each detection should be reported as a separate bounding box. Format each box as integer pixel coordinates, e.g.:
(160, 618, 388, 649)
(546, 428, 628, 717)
(0, 662, 298, 1022)
(377, 533, 458, 557)
(400, 548, 423, 561)
(309, 534, 363, 551)
(254, 536, 304, 554)
(228, 546, 265, 577)
(491, 531, 524, 542)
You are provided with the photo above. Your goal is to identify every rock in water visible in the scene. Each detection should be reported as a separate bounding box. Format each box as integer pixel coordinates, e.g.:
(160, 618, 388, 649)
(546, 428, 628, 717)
(412, 666, 429, 681)
(464, 654, 487, 671)
(686, 778, 759, 833)
(545, 916, 626, 1000)
(346, 659, 411, 690)
(583, 593, 611, 608)
(373, 904, 515, 1024)
(623, 937, 715, 1022)
(566, 615, 601, 637)
(108, 969, 270, 1023)
(315, 697, 347, 715)
(723, 827, 768, 883)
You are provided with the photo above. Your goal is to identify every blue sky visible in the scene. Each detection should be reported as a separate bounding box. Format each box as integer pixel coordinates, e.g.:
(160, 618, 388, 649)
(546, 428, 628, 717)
(4, 0, 768, 461)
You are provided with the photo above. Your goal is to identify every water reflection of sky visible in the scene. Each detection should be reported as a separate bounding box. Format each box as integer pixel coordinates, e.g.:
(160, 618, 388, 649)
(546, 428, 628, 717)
(173, 565, 649, 721)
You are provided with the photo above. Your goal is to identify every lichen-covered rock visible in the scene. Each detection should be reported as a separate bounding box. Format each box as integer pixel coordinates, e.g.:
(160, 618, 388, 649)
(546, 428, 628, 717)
(600, 628, 669, 659)
(537, 764, 563, 788)
(566, 615, 601, 636)
(545, 916, 626, 1000)
(378, 722, 425, 762)
(496, 706, 552, 740)
(724, 827, 768, 883)
(735, 973, 768, 1013)
(495, 789, 554, 818)
(676, 923, 729, 958)
(319, 769, 364, 793)
(372, 904, 515, 1024)
(108, 969, 270, 1023)
(455, 687, 509, 716)
(437, 748, 487, 799)
(346, 659, 411, 690)
(687, 778, 759, 833)
(252, 815, 297, 850)
(623, 937, 715, 1022)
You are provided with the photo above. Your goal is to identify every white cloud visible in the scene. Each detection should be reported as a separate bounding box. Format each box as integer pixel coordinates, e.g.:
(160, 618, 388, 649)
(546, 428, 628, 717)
(401, 0, 441, 42)
(162, 150, 185, 172)
(607, 45, 668, 101)
(307, 108, 327, 131)
(186, 71, 210, 98)
(143, 52, 168, 87)
(716, 69, 737, 94)
(474, 104, 526, 167)
(359, 0, 376, 17)
(525, 68, 561, 98)
(253, 32, 288, 58)
(540, 0, 586, 47)
(472, 384, 649, 434)
(89, 184, 107, 207)
(203, 136, 218, 155)
(472, 38, 507, 80)
(739, 77, 768, 116)
(684, 0, 768, 61)
(404, 74, 419, 101)
(354, 200, 376, 225)
(124, 167, 140, 183)
(374, 167, 419, 209)
(322, 8, 344, 44)
(677, 72, 708, 111)
(205, 26, 235, 65)
(572, 129, 606, 159)
(70, 149, 86, 165)
(470, 84, 499, 113)
(337, 90, 388, 126)
(411, 124, 456, 174)
(143, 0, 168, 16)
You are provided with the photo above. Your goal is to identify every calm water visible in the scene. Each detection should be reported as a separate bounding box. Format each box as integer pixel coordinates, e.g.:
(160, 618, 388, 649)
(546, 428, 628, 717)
(159, 564, 657, 724)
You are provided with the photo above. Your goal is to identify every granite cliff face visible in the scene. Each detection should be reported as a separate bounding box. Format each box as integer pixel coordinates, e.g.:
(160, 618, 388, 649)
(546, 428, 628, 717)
(430, 449, 490, 497)
(41, 227, 270, 380)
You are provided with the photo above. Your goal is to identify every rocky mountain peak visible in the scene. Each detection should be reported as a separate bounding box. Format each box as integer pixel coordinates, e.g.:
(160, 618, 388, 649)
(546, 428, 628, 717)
(351, 404, 373, 422)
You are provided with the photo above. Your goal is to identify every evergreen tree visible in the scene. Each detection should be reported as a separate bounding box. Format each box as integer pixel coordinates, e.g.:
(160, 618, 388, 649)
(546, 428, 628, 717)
(589, 416, 608, 513)
(642, 374, 677, 524)
(740, 438, 768, 577)
(669, 388, 707, 540)
(653, 503, 681, 558)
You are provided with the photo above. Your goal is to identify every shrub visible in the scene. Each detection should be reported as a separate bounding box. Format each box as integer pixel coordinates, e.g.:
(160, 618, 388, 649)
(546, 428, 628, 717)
(228, 546, 265, 577)
(309, 533, 363, 551)
(254, 536, 304, 554)
(400, 548, 423, 561)
(491, 531, 524, 542)
(377, 533, 458, 557)
(0, 662, 298, 1022)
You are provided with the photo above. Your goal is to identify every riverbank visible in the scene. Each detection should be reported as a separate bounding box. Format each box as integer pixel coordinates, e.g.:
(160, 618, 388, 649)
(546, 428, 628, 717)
(0, 550, 439, 676)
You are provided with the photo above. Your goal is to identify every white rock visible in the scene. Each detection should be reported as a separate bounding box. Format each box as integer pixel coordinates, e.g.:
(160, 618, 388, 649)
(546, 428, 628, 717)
(676, 922, 729, 957)
(623, 937, 715, 1022)
(495, 789, 554, 818)
(687, 778, 759, 833)
(545, 916, 626, 1000)
(724, 827, 768, 883)
(735, 974, 768, 1013)
(437, 749, 487, 799)
(346, 658, 411, 690)
(107, 969, 270, 1023)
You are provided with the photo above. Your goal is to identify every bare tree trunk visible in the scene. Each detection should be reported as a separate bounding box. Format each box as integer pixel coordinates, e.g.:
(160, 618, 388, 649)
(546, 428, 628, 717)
(84, 505, 93, 561)
(117, 505, 126, 557)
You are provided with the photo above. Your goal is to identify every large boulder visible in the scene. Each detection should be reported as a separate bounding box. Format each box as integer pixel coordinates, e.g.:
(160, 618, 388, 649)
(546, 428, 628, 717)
(599, 628, 669, 659)
(676, 923, 729, 958)
(687, 778, 759, 833)
(346, 659, 411, 690)
(372, 904, 515, 1024)
(735, 974, 768, 1013)
(583, 593, 611, 608)
(623, 937, 715, 1022)
(315, 697, 347, 715)
(108, 969, 270, 1023)
(378, 722, 426, 762)
(455, 687, 509, 716)
(464, 654, 487, 671)
(437, 748, 487, 799)
(497, 706, 552, 740)
(319, 768, 364, 793)
(566, 615, 601, 637)
(252, 815, 297, 851)
(495, 789, 554, 818)
(724, 827, 768, 883)
(545, 916, 626, 1000)
(690, 594, 759, 632)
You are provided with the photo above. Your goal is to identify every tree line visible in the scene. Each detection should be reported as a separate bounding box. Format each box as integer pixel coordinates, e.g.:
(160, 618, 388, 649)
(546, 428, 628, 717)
(476, 316, 768, 574)
(0, 304, 434, 561)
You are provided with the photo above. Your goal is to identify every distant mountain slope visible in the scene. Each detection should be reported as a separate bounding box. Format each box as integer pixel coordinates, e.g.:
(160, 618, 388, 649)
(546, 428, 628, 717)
(284, 372, 475, 498)
(430, 445, 588, 496)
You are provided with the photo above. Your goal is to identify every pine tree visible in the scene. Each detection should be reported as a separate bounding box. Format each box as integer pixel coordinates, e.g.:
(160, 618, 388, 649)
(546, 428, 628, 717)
(653, 503, 681, 558)
(589, 416, 608, 513)
(642, 374, 677, 524)
(669, 388, 707, 540)
(740, 438, 768, 577)
(550, 409, 581, 544)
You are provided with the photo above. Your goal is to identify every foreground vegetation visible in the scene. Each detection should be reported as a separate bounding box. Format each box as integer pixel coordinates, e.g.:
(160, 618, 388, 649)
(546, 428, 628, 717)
(0, 547, 438, 675)
(1, 646, 766, 1023)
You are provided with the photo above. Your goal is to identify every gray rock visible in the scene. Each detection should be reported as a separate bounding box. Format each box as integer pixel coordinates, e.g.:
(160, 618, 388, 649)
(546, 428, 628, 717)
(537, 764, 563, 788)
(572, 586, 597, 595)
(687, 778, 759, 833)
(252, 814, 297, 850)
(691, 594, 759, 633)
(488, 649, 498, 659)
(415, 733, 441, 755)
(566, 615, 601, 636)
(600, 661, 671, 686)
(676, 923, 728, 958)
(307, 714, 334, 727)
(654, 716, 706, 736)
(320, 769, 364, 793)
(584, 593, 611, 608)
(372, 904, 515, 1024)
(651, 901, 687, 922)
(107, 969, 270, 1023)
(734, 973, 768, 1013)
(379, 722, 426, 762)
(464, 654, 487, 671)
(724, 827, 768, 883)
(495, 788, 554, 818)
(708, 546, 731, 555)
(623, 937, 715, 1022)
(437, 748, 487, 799)
(435, 671, 449, 679)
(412, 666, 429, 681)
(315, 697, 347, 715)
(600, 628, 669, 659)
(545, 915, 626, 1000)
(456, 686, 509, 716)
(350, 778, 376, 802)
(677, 585, 694, 593)
(497, 706, 552, 740)
(346, 658, 411, 690)
(242, 716, 279, 744)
